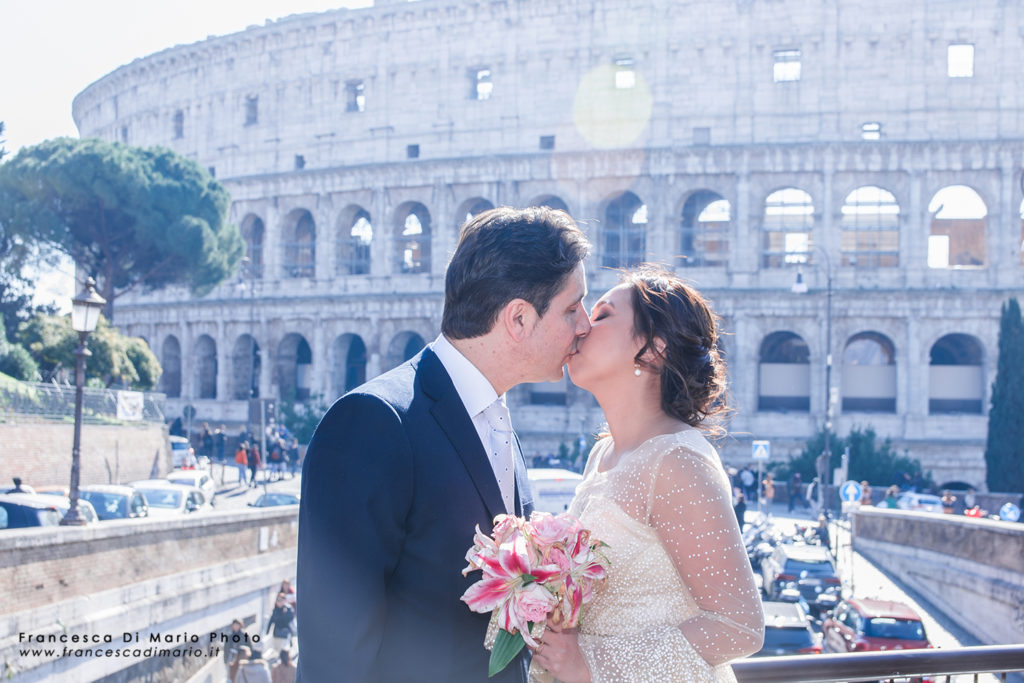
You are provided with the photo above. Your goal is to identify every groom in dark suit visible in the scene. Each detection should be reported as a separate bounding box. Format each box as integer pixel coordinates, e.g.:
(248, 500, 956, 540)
(296, 206, 591, 682)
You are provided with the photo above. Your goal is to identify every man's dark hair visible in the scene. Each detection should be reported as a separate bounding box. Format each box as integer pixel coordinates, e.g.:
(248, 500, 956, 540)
(442, 206, 590, 339)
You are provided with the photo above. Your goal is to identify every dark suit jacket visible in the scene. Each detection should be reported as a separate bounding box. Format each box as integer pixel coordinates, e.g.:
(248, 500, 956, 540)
(296, 347, 533, 682)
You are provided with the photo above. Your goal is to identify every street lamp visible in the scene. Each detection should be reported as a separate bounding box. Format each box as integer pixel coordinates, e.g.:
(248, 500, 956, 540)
(792, 246, 833, 513)
(61, 277, 106, 526)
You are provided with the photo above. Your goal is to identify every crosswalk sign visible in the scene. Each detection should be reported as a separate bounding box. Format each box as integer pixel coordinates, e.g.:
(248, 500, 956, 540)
(752, 440, 770, 460)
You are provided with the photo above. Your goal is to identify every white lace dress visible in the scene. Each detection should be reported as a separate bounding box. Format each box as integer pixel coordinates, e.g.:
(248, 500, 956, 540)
(538, 429, 764, 682)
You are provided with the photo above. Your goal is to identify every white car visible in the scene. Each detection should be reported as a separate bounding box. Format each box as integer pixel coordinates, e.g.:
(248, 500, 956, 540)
(895, 492, 944, 513)
(527, 468, 583, 514)
(129, 480, 211, 518)
(164, 470, 217, 505)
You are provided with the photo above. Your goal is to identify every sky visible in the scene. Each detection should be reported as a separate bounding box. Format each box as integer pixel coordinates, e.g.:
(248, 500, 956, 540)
(1, 0, 371, 309)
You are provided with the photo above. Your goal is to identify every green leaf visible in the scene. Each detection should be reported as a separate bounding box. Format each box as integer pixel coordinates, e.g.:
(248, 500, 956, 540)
(489, 627, 526, 677)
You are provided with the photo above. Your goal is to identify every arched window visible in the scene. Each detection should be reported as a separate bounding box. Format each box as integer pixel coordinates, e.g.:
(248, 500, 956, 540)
(231, 334, 260, 400)
(762, 188, 814, 268)
(840, 186, 900, 268)
(680, 191, 730, 267)
(241, 215, 264, 278)
(842, 332, 896, 412)
(331, 334, 367, 397)
(928, 186, 987, 268)
(277, 333, 313, 401)
(603, 192, 647, 269)
(284, 210, 316, 278)
(194, 335, 217, 400)
(758, 331, 810, 411)
(929, 334, 984, 414)
(337, 206, 372, 275)
(386, 331, 426, 369)
(395, 203, 431, 274)
(456, 198, 495, 231)
(530, 195, 570, 214)
(160, 336, 181, 398)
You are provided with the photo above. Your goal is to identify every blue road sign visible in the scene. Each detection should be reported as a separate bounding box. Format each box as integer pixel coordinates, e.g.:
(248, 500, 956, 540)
(840, 480, 863, 503)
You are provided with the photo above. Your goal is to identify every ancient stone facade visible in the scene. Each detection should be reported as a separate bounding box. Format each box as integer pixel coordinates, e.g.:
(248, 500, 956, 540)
(72, 0, 1024, 488)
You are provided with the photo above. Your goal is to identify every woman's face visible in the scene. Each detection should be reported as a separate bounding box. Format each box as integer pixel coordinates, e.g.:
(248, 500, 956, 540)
(566, 284, 645, 392)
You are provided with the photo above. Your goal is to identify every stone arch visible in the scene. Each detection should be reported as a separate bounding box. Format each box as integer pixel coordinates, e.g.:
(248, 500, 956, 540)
(231, 333, 261, 400)
(386, 331, 426, 369)
(927, 186, 987, 268)
(277, 333, 313, 401)
(602, 191, 647, 269)
(841, 331, 896, 413)
(160, 335, 182, 398)
(194, 334, 217, 400)
(240, 214, 265, 278)
(840, 186, 900, 268)
(454, 197, 495, 232)
(758, 331, 810, 411)
(336, 205, 373, 275)
(394, 202, 431, 274)
(929, 333, 984, 414)
(679, 190, 730, 267)
(762, 187, 814, 268)
(283, 209, 316, 278)
(528, 195, 571, 214)
(331, 333, 367, 397)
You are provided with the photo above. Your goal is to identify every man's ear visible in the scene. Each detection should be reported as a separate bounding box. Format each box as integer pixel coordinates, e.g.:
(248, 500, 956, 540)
(500, 298, 538, 342)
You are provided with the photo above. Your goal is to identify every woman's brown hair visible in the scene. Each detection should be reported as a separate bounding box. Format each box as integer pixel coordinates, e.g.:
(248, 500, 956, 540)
(623, 265, 728, 429)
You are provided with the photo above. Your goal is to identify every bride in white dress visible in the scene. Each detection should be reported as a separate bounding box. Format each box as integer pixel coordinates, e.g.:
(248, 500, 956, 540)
(531, 266, 764, 682)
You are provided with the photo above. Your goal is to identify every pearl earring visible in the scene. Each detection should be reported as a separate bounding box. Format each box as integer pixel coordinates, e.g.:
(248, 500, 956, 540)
(634, 363, 642, 377)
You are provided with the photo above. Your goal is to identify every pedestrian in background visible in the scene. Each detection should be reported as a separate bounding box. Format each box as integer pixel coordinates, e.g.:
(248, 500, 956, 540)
(762, 473, 776, 511)
(235, 443, 250, 486)
(236, 649, 272, 683)
(733, 492, 747, 530)
(883, 485, 899, 508)
(247, 443, 262, 487)
(265, 592, 296, 661)
(199, 422, 214, 460)
(222, 618, 246, 681)
(788, 471, 809, 512)
(941, 490, 957, 514)
(271, 649, 296, 683)
(860, 480, 873, 506)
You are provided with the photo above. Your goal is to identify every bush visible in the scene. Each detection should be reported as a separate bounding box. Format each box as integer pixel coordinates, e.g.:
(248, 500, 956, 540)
(0, 345, 40, 382)
(278, 393, 328, 445)
(773, 425, 933, 490)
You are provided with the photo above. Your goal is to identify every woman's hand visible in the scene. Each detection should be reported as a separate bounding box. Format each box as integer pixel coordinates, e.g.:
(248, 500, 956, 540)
(531, 620, 592, 683)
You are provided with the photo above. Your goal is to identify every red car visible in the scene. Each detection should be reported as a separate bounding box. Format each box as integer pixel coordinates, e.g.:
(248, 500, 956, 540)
(823, 598, 931, 653)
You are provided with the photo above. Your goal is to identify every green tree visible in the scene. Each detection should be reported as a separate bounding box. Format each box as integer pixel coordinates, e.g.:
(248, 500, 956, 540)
(0, 137, 243, 321)
(0, 121, 7, 161)
(0, 314, 40, 382)
(985, 297, 1024, 493)
(19, 313, 161, 390)
(775, 425, 932, 490)
(278, 392, 328, 445)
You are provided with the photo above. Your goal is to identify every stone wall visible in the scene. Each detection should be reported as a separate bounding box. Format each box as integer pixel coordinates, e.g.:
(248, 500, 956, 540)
(0, 507, 298, 681)
(852, 507, 1024, 647)
(0, 422, 170, 490)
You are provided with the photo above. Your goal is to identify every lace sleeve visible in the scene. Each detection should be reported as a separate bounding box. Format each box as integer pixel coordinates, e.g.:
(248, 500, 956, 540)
(648, 443, 765, 666)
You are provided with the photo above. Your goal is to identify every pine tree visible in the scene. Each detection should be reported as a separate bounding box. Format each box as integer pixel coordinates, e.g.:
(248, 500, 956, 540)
(984, 298, 1024, 493)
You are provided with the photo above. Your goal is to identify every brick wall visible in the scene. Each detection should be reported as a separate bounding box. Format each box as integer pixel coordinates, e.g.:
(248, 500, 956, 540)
(0, 422, 170, 489)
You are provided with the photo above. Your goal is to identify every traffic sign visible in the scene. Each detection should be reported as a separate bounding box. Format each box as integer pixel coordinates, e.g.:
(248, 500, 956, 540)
(839, 480, 863, 503)
(752, 440, 771, 461)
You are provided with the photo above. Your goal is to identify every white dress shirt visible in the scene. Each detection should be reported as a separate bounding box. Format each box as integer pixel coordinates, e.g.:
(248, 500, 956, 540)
(431, 335, 515, 513)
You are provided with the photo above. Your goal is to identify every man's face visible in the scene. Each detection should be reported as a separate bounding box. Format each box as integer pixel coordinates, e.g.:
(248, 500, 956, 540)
(521, 262, 590, 382)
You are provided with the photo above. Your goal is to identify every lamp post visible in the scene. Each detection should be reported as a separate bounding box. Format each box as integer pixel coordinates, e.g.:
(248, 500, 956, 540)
(61, 277, 106, 526)
(792, 246, 833, 514)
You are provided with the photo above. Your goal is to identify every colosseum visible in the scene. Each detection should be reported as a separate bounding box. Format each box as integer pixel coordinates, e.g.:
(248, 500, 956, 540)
(72, 0, 1024, 488)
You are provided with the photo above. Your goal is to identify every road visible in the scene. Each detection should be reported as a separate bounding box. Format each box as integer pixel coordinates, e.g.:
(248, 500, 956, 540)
(205, 463, 301, 511)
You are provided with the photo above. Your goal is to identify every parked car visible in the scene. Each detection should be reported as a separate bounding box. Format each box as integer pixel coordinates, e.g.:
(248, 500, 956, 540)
(753, 601, 822, 657)
(823, 598, 931, 653)
(527, 468, 583, 513)
(79, 485, 149, 520)
(0, 493, 96, 529)
(129, 480, 211, 517)
(249, 492, 301, 508)
(761, 543, 841, 617)
(894, 492, 944, 514)
(164, 470, 217, 505)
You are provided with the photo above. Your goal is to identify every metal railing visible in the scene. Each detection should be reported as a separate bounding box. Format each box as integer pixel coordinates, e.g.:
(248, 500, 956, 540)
(0, 380, 166, 424)
(733, 644, 1024, 683)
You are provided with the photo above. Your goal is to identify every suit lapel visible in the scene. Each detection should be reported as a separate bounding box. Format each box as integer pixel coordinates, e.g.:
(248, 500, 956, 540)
(419, 348, 506, 523)
(512, 433, 532, 517)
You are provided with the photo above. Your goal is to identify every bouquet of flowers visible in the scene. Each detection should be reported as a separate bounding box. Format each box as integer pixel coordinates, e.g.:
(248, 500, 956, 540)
(461, 511, 610, 677)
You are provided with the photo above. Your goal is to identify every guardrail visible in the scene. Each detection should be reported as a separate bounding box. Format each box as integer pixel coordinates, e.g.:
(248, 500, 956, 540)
(0, 380, 165, 424)
(732, 644, 1024, 683)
